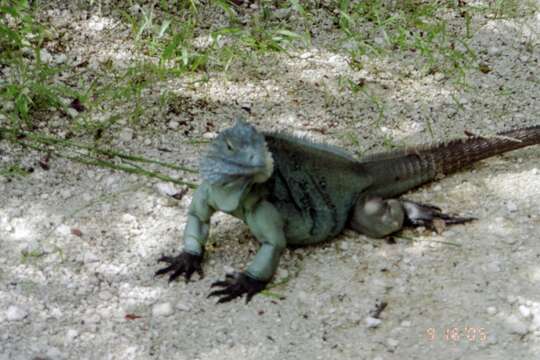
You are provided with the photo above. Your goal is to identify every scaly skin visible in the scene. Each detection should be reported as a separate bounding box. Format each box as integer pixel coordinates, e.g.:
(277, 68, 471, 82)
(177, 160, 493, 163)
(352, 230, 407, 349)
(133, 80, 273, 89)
(156, 121, 539, 303)
(361, 126, 540, 197)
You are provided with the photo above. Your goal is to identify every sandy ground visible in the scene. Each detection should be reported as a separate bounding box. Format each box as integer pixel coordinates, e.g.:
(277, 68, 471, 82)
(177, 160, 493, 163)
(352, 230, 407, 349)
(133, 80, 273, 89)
(1, 2, 540, 360)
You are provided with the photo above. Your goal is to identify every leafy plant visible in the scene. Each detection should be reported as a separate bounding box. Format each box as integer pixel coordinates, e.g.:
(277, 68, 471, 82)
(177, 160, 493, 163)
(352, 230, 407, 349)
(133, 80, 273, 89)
(0, 0, 76, 127)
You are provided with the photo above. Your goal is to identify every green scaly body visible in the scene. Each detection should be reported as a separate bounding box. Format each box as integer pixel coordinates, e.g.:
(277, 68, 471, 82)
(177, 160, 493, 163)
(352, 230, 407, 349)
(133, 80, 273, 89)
(157, 122, 539, 303)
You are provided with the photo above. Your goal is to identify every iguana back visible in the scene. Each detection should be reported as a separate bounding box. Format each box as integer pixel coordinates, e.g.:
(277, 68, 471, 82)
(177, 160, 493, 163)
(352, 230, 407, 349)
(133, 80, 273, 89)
(263, 133, 372, 244)
(263, 126, 540, 244)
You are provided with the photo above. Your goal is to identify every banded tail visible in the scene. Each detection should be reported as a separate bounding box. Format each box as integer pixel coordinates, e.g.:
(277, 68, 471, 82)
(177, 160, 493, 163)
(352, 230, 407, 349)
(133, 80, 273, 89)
(361, 125, 540, 198)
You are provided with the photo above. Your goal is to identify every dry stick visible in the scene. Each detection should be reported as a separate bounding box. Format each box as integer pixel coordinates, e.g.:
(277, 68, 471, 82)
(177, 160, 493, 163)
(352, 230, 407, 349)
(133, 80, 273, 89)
(0, 126, 197, 173)
(67, 155, 197, 188)
(10, 132, 198, 189)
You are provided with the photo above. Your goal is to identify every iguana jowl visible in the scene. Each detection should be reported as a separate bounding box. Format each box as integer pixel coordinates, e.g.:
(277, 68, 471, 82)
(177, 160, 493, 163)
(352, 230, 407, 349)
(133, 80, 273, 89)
(156, 121, 539, 303)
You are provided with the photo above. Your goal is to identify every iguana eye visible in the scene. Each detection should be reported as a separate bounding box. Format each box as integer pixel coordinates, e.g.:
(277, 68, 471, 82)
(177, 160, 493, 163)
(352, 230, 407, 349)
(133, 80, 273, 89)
(225, 139, 234, 151)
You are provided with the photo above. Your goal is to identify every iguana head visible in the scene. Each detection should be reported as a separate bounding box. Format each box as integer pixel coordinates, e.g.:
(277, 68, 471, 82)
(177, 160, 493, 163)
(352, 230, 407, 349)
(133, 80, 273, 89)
(200, 120, 274, 186)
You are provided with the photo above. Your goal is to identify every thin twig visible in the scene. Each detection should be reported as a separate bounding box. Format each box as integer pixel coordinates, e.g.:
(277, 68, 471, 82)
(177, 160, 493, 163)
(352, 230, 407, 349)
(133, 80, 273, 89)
(5, 128, 198, 188)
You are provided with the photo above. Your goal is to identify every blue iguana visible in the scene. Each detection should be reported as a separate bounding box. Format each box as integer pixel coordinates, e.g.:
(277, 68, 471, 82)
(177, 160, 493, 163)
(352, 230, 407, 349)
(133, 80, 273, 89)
(156, 120, 539, 303)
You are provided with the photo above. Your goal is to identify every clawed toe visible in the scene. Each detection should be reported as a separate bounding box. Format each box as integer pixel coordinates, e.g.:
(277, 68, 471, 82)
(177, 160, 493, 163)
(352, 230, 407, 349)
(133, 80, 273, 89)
(155, 251, 203, 283)
(208, 272, 267, 304)
(402, 199, 476, 231)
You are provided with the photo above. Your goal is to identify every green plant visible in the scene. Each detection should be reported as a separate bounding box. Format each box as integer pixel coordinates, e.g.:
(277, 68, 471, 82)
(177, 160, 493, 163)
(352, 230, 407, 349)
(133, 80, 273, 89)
(335, 0, 479, 80)
(1, 1, 81, 128)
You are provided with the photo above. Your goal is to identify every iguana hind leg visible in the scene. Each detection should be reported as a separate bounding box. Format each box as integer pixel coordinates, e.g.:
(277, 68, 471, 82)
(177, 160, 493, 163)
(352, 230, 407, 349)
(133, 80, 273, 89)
(350, 196, 405, 238)
(350, 196, 475, 238)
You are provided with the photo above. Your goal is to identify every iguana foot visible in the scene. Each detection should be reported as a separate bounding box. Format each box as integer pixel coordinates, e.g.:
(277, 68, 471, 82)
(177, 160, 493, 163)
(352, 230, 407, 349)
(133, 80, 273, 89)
(208, 272, 267, 304)
(350, 196, 477, 237)
(401, 200, 476, 230)
(155, 251, 203, 283)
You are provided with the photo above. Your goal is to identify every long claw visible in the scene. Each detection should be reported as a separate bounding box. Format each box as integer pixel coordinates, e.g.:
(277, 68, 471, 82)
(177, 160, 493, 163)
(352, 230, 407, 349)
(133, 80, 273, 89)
(157, 255, 174, 263)
(208, 289, 230, 298)
(207, 272, 268, 304)
(402, 199, 477, 231)
(155, 265, 174, 277)
(443, 216, 477, 225)
(155, 251, 204, 283)
(245, 292, 256, 304)
(210, 280, 230, 288)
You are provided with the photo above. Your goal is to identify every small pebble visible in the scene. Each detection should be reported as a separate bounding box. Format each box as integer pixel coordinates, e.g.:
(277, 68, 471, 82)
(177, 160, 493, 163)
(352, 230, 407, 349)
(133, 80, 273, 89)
(202, 132, 217, 139)
(55, 53, 67, 64)
(152, 302, 173, 317)
(98, 291, 112, 301)
(83, 252, 99, 264)
(155, 182, 178, 197)
(129, 4, 141, 14)
(276, 268, 289, 280)
(273, 8, 290, 20)
(50, 308, 63, 319)
(486, 306, 497, 315)
(387, 338, 399, 348)
(365, 316, 382, 328)
(433, 72, 445, 82)
(119, 128, 134, 142)
(121, 213, 137, 223)
(505, 315, 529, 335)
(6, 305, 28, 321)
(66, 108, 79, 118)
(519, 305, 531, 318)
(487, 47, 501, 56)
(46, 347, 62, 359)
(176, 303, 191, 312)
(65, 329, 79, 343)
(60, 189, 72, 199)
(505, 201, 518, 213)
(85, 313, 101, 324)
(167, 120, 179, 130)
(40, 48, 53, 63)
(531, 314, 540, 330)
(56, 224, 71, 236)
(21, 239, 41, 255)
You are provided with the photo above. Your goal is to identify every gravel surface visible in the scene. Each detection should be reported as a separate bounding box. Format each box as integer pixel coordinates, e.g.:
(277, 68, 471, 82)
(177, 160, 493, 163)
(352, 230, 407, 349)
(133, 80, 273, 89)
(1, 2, 539, 360)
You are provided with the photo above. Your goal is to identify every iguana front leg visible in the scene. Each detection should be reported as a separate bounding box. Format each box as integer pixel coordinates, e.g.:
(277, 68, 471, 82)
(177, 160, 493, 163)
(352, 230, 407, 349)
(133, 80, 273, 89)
(156, 183, 214, 282)
(209, 200, 286, 303)
(350, 196, 475, 238)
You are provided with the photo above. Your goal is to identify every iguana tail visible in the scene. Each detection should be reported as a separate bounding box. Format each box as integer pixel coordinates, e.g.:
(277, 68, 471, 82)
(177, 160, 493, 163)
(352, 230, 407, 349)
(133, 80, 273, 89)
(361, 125, 540, 198)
